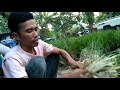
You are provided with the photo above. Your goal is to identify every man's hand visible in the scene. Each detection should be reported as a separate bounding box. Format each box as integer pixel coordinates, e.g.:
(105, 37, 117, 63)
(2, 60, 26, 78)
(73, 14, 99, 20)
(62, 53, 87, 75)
(58, 68, 90, 78)
(68, 60, 85, 69)
(51, 47, 85, 69)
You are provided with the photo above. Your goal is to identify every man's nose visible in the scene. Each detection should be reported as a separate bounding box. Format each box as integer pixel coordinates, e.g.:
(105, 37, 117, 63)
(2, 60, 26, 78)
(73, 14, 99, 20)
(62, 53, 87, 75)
(33, 30, 38, 37)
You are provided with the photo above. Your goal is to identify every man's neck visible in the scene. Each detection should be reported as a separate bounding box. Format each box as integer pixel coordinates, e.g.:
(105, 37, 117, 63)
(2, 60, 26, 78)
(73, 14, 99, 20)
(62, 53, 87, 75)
(20, 44, 36, 55)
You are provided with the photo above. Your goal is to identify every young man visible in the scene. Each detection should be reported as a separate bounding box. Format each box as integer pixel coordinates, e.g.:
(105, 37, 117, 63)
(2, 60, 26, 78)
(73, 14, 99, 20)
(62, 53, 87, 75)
(2, 12, 88, 78)
(0, 44, 10, 56)
(0, 44, 10, 76)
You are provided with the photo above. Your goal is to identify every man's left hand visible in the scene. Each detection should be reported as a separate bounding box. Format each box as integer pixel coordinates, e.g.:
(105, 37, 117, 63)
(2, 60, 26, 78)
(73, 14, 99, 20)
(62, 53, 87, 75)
(68, 60, 85, 69)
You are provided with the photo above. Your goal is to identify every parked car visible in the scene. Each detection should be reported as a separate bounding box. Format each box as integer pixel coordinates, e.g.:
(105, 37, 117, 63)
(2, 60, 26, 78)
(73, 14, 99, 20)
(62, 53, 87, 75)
(78, 28, 90, 36)
(95, 15, 120, 30)
(44, 37, 56, 42)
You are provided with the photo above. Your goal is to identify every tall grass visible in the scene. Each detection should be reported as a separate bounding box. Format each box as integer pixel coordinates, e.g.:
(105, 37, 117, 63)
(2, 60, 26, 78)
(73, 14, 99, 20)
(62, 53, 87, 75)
(50, 30, 120, 57)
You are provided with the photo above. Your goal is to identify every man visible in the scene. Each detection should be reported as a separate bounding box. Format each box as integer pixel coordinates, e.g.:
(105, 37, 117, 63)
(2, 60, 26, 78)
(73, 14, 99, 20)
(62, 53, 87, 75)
(0, 44, 10, 56)
(0, 44, 10, 76)
(0, 43, 10, 66)
(2, 12, 88, 78)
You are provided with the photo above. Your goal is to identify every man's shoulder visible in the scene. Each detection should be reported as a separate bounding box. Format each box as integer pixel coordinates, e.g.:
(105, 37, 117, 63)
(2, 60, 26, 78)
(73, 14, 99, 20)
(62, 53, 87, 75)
(38, 39, 46, 46)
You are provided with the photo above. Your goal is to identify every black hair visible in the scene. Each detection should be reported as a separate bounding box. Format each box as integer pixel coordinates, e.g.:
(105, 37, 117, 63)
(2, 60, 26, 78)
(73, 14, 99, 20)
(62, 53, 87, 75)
(8, 12, 34, 33)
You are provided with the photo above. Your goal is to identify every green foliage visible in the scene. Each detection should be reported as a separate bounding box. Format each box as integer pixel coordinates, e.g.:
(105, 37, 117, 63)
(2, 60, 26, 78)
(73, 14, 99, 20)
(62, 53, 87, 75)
(83, 12, 94, 24)
(96, 12, 120, 23)
(82, 12, 95, 32)
(46, 31, 55, 38)
(34, 12, 81, 38)
(0, 12, 11, 34)
(95, 13, 108, 23)
(50, 30, 120, 60)
(50, 30, 120, 77)
(0, 15, 9, 34)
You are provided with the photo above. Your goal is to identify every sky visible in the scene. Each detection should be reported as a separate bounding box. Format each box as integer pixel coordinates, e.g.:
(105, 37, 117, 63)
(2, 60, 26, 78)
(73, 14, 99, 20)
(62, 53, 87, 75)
(72, 12, 100, 18)
(94, 12, 100, 18)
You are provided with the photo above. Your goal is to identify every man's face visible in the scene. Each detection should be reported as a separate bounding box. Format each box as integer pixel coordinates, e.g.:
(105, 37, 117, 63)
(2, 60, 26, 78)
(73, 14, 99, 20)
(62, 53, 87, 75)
(17, 19, 39, 48)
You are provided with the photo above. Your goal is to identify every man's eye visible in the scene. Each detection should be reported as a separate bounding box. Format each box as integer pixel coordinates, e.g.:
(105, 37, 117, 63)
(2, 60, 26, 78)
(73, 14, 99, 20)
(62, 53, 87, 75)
(27, 29, 32, 33)
(35, 27, 38, 31)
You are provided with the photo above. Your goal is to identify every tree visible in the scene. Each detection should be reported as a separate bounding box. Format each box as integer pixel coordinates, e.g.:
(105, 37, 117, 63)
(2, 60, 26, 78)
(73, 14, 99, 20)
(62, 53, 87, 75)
(34, 12, 51, 39)
(0, 12, 10, 19)
(0, 12, 11, 34)
(34, 12, 81, 39)
(82, 12, 95, 33)
(103, 12, 120, 18)
(95, 12, 120, 23)
(95, 12, 107, 23)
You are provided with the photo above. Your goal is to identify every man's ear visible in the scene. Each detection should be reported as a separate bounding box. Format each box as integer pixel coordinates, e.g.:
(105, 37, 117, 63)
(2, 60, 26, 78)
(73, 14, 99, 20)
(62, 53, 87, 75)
(11, 32, 20, 41)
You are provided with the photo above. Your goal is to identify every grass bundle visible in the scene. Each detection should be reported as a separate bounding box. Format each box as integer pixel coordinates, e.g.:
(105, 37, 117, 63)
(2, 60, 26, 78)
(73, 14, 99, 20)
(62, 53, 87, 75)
(80, 48, 120, 78)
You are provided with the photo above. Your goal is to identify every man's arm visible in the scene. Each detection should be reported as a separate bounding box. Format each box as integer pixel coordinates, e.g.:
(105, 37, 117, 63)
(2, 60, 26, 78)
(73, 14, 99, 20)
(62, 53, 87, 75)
(51, 46, 84, 69)
(3, 58, 28, 78)
(58, 68, 88, 78)
(0, 44, 10, 55)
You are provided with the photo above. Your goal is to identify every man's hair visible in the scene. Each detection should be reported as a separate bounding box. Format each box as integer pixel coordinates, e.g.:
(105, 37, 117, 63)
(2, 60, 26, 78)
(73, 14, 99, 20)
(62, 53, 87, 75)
(8, 12, 34, 33)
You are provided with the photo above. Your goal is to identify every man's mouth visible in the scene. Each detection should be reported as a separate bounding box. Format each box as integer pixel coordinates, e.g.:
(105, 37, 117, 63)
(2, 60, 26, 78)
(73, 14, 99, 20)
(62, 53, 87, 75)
(33, 39, 38, 43)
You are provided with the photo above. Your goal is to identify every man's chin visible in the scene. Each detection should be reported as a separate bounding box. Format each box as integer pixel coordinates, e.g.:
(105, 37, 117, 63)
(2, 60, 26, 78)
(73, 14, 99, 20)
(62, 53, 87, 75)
(33, 42, 39, 47)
